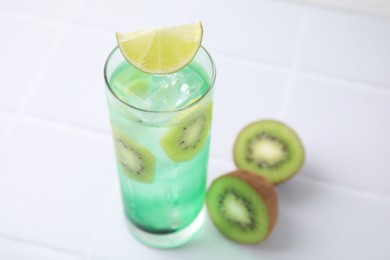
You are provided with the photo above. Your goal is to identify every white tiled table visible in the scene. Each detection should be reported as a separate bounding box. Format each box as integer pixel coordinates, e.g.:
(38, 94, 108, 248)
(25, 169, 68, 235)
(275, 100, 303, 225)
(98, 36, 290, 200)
(0, 0, 389, 259)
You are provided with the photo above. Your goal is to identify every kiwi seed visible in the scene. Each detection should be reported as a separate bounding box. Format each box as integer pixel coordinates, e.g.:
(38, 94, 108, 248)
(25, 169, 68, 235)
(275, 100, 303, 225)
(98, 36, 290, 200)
(112, 128, 156, 183)
(160, 102, 213, 162)
(233, 119, 305, 185)
(206, 169, 278, 244)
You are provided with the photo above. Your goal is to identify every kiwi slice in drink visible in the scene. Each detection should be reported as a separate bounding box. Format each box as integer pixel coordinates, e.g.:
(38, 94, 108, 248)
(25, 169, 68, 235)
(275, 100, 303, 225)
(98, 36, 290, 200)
(206, 170, 278, 244)
(160, 101, 213, 162)
(233, 120, 305, 185)
(112, 129, 156, 183)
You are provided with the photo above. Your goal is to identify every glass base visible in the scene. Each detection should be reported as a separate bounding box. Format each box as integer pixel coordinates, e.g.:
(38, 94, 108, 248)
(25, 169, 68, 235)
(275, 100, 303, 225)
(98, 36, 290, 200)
(125, 206, 206, 249)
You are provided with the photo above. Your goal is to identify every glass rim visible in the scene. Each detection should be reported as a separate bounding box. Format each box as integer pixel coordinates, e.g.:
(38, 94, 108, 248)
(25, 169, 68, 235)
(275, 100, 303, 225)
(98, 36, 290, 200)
(103, 45, 216, 114)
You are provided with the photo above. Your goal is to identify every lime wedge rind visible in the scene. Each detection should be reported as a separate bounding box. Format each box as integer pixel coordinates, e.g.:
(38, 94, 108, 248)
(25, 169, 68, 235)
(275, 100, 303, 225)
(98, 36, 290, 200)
(116, 22, 203, 75)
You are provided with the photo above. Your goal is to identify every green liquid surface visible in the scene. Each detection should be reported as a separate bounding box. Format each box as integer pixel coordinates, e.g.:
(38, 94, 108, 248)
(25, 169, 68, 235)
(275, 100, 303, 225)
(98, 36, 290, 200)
(108, 61, 211, 233)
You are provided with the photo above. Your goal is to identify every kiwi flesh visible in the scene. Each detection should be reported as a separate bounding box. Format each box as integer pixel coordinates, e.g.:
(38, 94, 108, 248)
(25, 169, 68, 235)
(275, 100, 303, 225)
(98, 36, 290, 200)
(112, 129, 156, 183)
(160, 102, 212, 162)
(206, 169, 278, 244)
(233, 120, 304, 185)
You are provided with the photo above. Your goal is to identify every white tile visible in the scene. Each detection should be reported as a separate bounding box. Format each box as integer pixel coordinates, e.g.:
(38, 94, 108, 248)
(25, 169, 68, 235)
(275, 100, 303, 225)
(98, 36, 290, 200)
(299, 7, 390, 86)
(74, 0, 196, 32)
(272, 177, 390, 258)
(0, 237, 83, 260)
(87, 159, 241, 260)
(0, 119, 116, 254)
(74, 0, 306, 66)
(189, 0, 307, 66)
(210, 56, 289, 160)
(0, 115, 8, 136)
(308, 0, 390, 17)
(285, 75, 390, 196)
(0, 13, 57, 111)
(88, 159, 390, 259)
(278, 0, 390, 16)
(0, 0, 80, 20)
(25, 27, 115, 132)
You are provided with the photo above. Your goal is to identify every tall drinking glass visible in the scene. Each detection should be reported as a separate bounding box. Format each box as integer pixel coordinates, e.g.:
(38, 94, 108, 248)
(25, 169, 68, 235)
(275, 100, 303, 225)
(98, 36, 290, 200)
(104, 46, 216, 248)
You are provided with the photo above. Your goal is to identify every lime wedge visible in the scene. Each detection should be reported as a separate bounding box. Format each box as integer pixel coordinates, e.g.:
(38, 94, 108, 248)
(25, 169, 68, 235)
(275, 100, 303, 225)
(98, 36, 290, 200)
(116, 22, 203, 74)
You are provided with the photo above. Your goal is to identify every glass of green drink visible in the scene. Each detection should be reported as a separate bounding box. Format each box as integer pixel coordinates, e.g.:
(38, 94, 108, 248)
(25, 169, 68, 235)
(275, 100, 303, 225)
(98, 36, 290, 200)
(103, 40, 215, 248)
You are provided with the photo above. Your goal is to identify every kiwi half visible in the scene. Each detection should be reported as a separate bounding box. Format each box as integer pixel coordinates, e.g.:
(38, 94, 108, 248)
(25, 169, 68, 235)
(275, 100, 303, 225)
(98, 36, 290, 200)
(206, 170, 278, 244)
(112, 129, 156, 183)
(233, 120, 304, 185)
(160, 101, 212, 162)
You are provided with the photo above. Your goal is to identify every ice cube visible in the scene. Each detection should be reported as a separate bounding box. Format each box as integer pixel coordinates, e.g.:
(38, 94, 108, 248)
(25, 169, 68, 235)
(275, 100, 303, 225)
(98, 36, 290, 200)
(109, 63, 207, 126)
(142, 67, 205, 111)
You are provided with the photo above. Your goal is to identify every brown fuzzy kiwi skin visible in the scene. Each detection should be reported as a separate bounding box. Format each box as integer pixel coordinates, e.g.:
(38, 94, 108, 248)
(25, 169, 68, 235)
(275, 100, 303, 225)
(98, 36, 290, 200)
(227, 169, 279, 240)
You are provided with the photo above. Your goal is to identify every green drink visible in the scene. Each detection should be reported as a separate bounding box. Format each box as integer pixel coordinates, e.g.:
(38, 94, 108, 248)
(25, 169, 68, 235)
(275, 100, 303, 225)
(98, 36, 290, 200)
(104, 44, 215, 248)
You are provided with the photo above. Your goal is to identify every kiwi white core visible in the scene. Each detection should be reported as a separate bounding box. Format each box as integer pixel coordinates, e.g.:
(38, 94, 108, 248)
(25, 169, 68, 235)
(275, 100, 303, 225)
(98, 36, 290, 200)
(117, 140, 141, 172)
(221, 193, 251, 225)
(183, 119, 204, 146)
(252, 139, 285, 165)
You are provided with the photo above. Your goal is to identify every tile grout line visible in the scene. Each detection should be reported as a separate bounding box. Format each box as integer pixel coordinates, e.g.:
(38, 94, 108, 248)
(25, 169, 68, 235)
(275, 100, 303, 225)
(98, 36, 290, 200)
(0, 0, 389, 196)
(213, 49, 291, 73)
(210, 156, 390, 201)
(0, 1, 92, 258)
(296, 69, 390, 95)
(0, 3, 389, 143)
(17, 0, 86, 114)
(2, 1, 389, 102)
(3, 51, 386, 146)
(274, 0, 390, 20)
(0, 1, 387, 257)
(0, 4, 110, 39)
(295, 175, 390, 203)
(20, 113, 112, 141)
(2, 7, 388, 203)
(214, 50, 390, 94)
(0, 234, 84, 259)
(278, 7, 310, 120)
(215, 53, 390, 103)
(0, 0, 86, 150)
